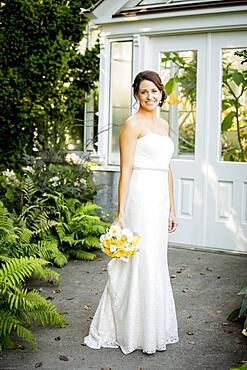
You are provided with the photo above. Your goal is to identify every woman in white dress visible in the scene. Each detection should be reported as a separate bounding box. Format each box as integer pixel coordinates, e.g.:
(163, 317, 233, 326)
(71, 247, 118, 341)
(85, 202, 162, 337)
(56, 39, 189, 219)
(84, 70, 179, 354)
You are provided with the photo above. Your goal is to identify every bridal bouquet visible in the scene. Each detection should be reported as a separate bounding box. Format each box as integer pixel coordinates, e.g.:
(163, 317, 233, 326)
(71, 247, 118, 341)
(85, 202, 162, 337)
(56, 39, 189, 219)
(100, 224, 140, 262)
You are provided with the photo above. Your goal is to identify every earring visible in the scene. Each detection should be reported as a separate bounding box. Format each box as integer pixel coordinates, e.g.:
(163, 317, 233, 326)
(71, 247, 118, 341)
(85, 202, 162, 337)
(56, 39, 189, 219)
(132, 100, 138, 109)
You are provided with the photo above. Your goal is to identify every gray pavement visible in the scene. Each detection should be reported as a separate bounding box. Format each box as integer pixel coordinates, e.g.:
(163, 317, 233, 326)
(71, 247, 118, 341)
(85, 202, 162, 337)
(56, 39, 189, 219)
(0, 247, 247, 370)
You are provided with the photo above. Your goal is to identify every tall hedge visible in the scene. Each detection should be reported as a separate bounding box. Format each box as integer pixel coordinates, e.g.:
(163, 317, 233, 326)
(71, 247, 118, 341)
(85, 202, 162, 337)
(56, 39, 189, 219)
(0, 0, 99, 169)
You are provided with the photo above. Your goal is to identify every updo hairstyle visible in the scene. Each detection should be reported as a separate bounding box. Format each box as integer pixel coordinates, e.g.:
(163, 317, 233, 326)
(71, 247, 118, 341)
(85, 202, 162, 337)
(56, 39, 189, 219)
(132, 70, 166, 107)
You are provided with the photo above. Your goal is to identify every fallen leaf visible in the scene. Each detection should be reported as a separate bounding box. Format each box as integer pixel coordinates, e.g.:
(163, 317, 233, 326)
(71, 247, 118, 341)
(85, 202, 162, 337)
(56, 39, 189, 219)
(222, 322, 229, 326)
(53, 288, 62, 294)
(35, 362, 43, 368)
(200, 272, 205, 276)
(15, 344, 25, 349)
(224, 328, 233, 333)
(46, 296, 54, 301)
(186, 331, 194, 335)
(59, 355, 69, 361)
(38, 288, 43, 292)
(188, 341, 195, 345)
(182, 288, 192, 293)
(171, 274, 176, 278)
(187, 274, 192, 278)
(65, 297, 74, 301)
(48, 279, 56, 285)
(83, 304, 92, 310)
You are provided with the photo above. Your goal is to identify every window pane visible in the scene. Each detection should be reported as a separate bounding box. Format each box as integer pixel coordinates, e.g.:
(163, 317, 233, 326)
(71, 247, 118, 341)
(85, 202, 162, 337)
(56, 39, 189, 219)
(109, 41, 133, 164)
(160, 50, 197, 159)
(221, 48, 247, 162)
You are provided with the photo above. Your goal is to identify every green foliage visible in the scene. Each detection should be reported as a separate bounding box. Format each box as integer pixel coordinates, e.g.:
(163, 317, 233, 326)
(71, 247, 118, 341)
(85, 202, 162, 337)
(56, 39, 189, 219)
(49, 193, 110, 261)
(227, 285, 247, 336)
(221, 49, 247, 162)
(0, 256, 65, 350)
(230, 363, 247, 370)
(162, 51, 197, 154)
(0, 167, 110, 266)
(21, 153, 99, 205)
(235, 49, 247, 65)
(0, 0, 99, 170)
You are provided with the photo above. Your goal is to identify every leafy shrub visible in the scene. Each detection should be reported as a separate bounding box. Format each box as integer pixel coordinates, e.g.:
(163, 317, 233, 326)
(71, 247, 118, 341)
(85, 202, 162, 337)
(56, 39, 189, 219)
(227, 286, 247, 337)
(0, 0, 99, 170)
(0, 172, 110, 267)
(0, 256, 65, 350)
(47, 193, 109, 262)
(22, 153, 99, 204)
(0, 202, 65, 350)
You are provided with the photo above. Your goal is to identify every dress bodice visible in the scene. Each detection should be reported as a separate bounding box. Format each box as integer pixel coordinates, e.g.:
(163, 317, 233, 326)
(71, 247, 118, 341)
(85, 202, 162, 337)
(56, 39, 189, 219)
(133, 133, 174, 170)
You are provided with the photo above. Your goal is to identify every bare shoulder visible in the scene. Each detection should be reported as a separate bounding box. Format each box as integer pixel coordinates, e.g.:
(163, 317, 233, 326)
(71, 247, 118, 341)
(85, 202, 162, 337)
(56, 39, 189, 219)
(119, 116, 139, 141)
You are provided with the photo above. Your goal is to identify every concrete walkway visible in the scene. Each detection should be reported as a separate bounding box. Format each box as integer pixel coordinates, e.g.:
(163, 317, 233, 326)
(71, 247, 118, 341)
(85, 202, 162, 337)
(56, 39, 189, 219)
(1, 247, 246, 370)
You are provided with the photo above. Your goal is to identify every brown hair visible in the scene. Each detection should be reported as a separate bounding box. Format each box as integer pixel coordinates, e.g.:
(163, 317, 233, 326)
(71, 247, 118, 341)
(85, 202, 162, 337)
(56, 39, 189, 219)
(132, 70, 166, 107)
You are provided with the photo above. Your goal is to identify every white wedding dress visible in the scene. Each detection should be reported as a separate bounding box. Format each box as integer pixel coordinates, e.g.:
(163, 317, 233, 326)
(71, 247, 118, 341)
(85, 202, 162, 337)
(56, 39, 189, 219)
(84, 133, 179, 354)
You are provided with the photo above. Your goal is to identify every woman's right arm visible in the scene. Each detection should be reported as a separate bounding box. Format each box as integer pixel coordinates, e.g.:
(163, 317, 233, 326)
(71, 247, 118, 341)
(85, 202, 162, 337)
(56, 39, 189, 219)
(113, 121, 138, 228)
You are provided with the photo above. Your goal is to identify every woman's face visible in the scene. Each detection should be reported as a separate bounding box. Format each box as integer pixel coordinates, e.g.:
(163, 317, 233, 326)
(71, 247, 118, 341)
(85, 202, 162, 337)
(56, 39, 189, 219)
(137, 79, 162, 111)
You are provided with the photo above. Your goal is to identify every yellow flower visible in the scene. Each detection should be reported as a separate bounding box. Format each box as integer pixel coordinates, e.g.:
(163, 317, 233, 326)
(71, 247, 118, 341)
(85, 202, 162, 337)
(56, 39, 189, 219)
(242, 328, 247, 336)
(116, 239, 125, 247)
(116, 249, 126, 257)
(132, 235, 140, 245)
(103, 239, 111, 248)
(167, 90, 181, 105)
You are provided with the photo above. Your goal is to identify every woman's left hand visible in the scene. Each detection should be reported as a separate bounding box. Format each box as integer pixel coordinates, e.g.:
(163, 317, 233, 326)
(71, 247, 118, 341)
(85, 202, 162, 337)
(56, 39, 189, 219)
(168, 211, 178, 233)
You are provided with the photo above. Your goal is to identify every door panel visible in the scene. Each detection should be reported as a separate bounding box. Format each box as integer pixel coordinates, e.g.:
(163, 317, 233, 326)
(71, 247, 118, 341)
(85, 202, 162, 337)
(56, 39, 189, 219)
(151, 34, 207, 247)
(206, 32, 247, 252)
(150, 32, 247, 252)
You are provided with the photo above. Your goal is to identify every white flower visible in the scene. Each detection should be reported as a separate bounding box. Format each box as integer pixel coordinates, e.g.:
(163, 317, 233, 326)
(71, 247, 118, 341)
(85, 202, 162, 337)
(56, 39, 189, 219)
(49, 176, 60, 187)
(108, 224, 122, 239)
(79, 178, 86, 185)
(2, 169, 15, 177)
(65, 153, 83, 165)
(110, 244, 117, 253)
(100, 234, 105, 242)
(2, 169, 20, 186)
(121, 228, 134, 242)
(23, 166, 35, 174)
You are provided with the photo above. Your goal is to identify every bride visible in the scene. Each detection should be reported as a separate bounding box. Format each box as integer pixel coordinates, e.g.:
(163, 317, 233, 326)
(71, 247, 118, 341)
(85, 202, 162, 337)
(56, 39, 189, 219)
(84, 70, 179, 354)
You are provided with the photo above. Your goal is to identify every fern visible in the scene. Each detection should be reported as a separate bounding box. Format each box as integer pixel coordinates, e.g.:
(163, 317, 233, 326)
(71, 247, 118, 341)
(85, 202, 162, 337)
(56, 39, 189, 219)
(0, 310, 35, 350)
(0, 257, 65, 350)
(71, 249, 97, 261)
(53, 253, 68, 267)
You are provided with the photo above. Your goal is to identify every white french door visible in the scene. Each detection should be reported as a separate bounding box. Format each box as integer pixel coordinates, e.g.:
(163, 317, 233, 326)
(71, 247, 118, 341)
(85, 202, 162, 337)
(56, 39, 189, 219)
(150, 32, 247, 253)
(205, 32, 247, 252)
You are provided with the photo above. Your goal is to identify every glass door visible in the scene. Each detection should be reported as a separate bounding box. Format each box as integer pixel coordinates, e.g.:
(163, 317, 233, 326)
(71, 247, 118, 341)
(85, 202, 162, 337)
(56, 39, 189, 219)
(151, 34, 208, 247)
(205, 31, 247, 252)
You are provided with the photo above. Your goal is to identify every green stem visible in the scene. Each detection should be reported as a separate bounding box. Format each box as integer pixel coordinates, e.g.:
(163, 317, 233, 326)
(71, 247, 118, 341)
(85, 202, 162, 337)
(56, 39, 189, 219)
(234, 98, 245, 162)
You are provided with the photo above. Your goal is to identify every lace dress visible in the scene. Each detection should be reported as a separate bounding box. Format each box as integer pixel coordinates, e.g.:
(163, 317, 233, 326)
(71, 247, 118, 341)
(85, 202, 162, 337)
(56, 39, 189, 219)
(84, 133, 179, 354)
